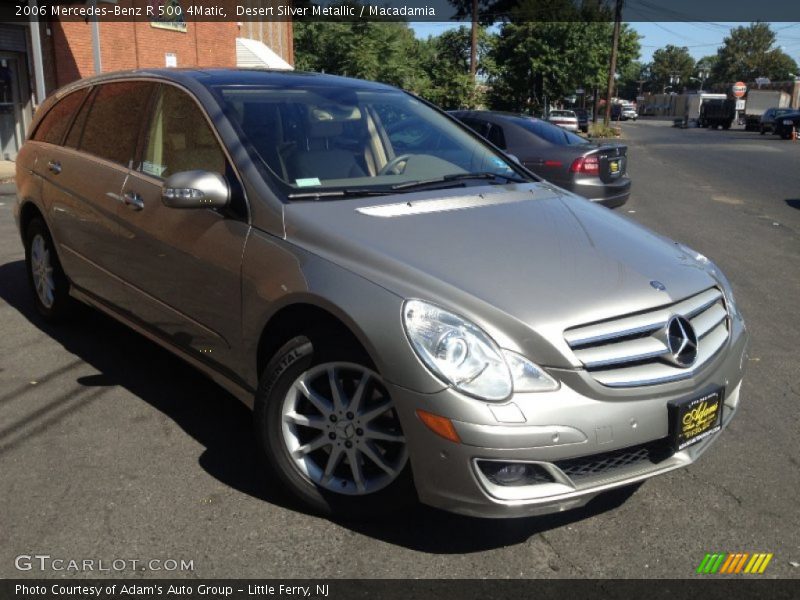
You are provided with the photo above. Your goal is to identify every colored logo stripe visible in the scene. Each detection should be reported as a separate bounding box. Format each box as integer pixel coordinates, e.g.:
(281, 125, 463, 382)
(697, 553, 773, 574)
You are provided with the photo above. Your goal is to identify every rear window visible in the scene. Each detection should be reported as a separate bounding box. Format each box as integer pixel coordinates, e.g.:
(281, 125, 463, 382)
(32, 88, 89, 145)
(549, 111, 575, 118)
(512, 117, 589, 146)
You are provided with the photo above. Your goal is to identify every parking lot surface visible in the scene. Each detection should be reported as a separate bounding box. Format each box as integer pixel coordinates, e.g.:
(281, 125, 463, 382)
(1, 120, 798, 578)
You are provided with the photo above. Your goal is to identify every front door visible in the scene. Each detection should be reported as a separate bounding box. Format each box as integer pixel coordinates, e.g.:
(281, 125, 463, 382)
(115, 84, 248, 375)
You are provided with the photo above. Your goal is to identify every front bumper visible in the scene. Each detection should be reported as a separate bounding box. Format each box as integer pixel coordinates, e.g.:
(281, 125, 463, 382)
(390, 319, 747, 518)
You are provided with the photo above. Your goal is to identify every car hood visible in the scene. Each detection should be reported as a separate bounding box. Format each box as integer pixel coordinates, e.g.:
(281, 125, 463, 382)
(283, 183, 718, 368)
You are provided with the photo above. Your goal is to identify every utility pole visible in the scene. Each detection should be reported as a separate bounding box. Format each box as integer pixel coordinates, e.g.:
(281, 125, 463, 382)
(470, 0, 478, 81)
(603, 0, 623, 127)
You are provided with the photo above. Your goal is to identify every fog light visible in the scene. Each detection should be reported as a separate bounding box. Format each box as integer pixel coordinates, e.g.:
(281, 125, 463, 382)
(477, 461, 554, 486)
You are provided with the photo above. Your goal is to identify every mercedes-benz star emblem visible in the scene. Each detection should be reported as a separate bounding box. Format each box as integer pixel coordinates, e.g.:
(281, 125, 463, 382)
(650, 280, 667, 291)
(665, 315, 698, 367)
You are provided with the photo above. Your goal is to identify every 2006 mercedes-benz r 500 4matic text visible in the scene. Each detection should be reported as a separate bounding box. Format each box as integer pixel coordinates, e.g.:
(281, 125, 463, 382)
(15, 69, 748, 519)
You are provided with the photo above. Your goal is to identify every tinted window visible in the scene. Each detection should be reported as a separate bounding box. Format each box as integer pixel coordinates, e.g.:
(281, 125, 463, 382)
(487, 124, 506, 149)
(32, 88, 88, 145)
(513, 117, 589, 146)
(64, 87, 96, 149)
(79, 82, 153, 166)
(459, 117, 491, 138)
(141, 85, 226, 178)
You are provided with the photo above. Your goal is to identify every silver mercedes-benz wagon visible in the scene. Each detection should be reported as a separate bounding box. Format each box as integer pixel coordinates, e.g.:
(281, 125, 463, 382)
(15, 69, 748, 519)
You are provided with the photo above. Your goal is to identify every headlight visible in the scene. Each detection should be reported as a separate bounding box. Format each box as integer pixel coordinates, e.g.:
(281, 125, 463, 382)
(402, 300, 559, 401)
(676, 242, 738, 316)
(502, 349, 560, 393)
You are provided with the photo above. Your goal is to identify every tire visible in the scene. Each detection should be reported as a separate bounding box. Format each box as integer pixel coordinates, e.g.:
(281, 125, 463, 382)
(760, 127, 766, 135)
(254, 335, 415, 520)
(781, 129, 791, 140)
(24, 217, 72, 321)
(723, 122, 731, 130)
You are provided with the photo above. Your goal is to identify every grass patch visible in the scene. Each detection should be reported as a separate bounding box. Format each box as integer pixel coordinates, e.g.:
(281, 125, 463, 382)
(588, 123, 622, 139)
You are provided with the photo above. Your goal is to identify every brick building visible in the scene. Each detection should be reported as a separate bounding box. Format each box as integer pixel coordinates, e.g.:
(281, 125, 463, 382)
(0, 0, 293, 160)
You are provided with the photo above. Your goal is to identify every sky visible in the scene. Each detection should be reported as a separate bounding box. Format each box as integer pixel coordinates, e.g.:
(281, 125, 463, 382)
(410, 22, 800, 68)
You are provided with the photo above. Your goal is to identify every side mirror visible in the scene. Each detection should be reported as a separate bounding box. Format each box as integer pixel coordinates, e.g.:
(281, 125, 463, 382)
(162, 170, 229, 209)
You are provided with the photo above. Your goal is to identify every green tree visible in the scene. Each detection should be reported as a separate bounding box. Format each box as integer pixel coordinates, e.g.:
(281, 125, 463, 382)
(616, 60, 647, 99)
(711, 22, 799, 83)
(487, 20, 639, 113)
(418, 26, 494, 109)
(694, 55, 718, 90)
(293, 13, 429, 94)
(649, 45, 694, 92)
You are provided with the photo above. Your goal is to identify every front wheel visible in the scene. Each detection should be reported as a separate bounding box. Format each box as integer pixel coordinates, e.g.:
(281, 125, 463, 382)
(254, 336, 415, 519)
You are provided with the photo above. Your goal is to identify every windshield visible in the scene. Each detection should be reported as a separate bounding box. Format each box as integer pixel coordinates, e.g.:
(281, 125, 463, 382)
(211, 85, 525, 198)
(511, 116, 590, 146)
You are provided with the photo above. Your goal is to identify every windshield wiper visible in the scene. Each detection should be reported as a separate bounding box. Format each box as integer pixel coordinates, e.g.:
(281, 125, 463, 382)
(287, 189, 398, 200)
(391, 171, 528, 191)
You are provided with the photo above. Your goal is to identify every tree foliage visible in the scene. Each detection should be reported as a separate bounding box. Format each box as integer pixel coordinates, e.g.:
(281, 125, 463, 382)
(649, 44, 694, 91)
(487, 21, 639, 112)
(711, 22, 799, 83)
(418, 26, 494, 109)
(293, 18, 428, 93)
(294, 13, 490, 109)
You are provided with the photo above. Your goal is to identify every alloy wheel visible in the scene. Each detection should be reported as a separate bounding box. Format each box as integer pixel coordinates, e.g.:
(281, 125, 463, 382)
(30, 234, 55, 309)
(280, 362, 408, 496)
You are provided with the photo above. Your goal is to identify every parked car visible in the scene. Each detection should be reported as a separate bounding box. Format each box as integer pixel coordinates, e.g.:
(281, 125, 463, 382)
(610, 103, 637, 121)
(772, 111, 800, 139)
(761, 107, 797, 135)
(573, 108, 589, 133)
(621, 105, 638, 121)
(546, 109, 580, 132)
(16, 69, 748, 520)
(451, 110, 631, 208)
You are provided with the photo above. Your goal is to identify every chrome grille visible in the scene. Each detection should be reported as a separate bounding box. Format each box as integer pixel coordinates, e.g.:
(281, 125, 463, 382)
(565, 288, 729, 387)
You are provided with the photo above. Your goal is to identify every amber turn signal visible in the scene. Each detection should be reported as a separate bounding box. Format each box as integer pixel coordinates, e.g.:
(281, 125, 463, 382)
(416, 409, 461, 443)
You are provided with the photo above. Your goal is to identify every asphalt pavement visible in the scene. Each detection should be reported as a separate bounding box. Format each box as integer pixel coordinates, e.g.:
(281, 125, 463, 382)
(1, 120, 798, 579)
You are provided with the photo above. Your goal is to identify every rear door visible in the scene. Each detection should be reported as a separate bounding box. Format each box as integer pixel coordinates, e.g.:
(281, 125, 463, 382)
(38, 82, 154, 307)
(114, 83, 249, 374)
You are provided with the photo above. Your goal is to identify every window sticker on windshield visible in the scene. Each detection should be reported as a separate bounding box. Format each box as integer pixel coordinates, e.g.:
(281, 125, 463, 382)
(295, 178, 321, 187)
(142, 161, 167, 177)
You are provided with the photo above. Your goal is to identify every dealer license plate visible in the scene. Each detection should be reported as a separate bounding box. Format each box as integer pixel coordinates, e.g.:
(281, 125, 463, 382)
(668, 388, 723, 451)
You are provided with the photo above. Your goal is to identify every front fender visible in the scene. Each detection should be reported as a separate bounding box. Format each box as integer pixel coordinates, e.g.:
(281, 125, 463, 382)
(240, 228, 446, 395)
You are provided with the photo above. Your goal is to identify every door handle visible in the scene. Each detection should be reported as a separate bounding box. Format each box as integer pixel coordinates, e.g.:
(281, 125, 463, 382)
(47, 160, 61, 174)
(123, 191, 144, 211)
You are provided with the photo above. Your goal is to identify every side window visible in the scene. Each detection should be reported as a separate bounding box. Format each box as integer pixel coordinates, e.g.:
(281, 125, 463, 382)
(141, 85, 226, 178)
(32, 88, 88, 145)
(487, 124, 506, 149)
(64, 88, 96, 149)
(79, 82, 154, 166)
(460, 117, 491, 139)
